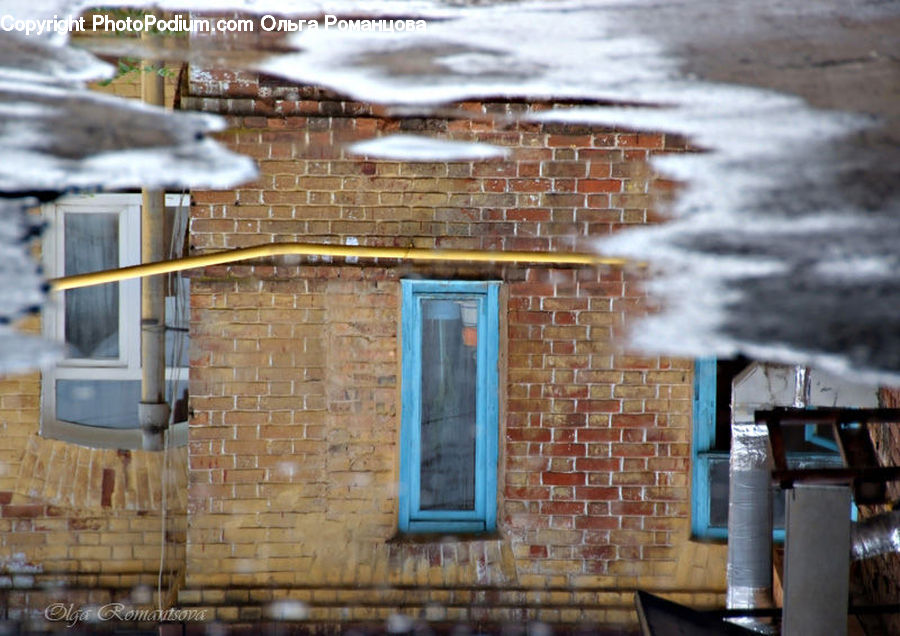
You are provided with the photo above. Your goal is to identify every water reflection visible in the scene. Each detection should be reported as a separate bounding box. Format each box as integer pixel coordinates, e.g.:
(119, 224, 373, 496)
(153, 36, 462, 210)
(0, 6, 897, 635)
(1, 0, 897, 380)
(0, 12, 253, 374)
(265, 599, 310, 620)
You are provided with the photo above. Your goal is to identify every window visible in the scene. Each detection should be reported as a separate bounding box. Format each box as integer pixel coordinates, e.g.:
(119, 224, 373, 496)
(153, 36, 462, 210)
(41, 194, 190, 449)
(399, 280, 500, 533)
(691, 358, 843, 540)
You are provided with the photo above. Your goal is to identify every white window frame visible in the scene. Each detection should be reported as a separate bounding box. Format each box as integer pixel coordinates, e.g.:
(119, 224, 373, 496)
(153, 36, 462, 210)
(41, 193, 189, 449)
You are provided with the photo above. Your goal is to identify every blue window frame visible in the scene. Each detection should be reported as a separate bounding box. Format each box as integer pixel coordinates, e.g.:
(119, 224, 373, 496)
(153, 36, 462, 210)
(691, 358, 730, 540)
(691, 358, 846, 541)
(400, 280, 499, 533)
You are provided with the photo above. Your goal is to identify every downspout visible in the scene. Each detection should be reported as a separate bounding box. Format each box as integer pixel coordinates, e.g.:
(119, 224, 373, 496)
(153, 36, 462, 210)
(726, 423, 774, 630)
(727, 366, 775, 632)
(139, 32, 170, 451)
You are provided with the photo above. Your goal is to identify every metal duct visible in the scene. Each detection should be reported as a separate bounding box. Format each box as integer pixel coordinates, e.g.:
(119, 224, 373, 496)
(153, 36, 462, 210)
(793, 366, 811, 408)
(851, 510, 900, 561)
(727, 423, 774, 620)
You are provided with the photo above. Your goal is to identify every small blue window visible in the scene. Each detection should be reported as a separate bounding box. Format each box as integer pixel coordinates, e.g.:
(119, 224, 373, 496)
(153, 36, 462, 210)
(400, 280, 499, 533)
(691, 358, 729, 540)
(691, 358, 845, 541)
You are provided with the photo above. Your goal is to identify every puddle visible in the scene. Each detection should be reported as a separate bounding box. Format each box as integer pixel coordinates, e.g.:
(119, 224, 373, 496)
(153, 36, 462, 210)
(0, 0, 898, 381)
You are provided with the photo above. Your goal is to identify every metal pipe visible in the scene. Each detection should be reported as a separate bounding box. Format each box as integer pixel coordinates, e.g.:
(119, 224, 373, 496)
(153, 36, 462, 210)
(139, 36, 170, 452)
(727, 424, 774, 619)
(793, 365, 811, 408)
(727, 363, 775, 634)
(851, 510, 900, 561)
(49, 243, 634, 291)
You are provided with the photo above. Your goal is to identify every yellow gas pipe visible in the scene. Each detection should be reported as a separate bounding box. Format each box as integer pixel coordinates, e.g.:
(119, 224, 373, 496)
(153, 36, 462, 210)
(50, 242, 635, 291)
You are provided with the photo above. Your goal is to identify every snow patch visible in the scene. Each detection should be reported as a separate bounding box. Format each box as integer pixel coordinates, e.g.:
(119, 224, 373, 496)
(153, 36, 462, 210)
(348, 134, 508, 161)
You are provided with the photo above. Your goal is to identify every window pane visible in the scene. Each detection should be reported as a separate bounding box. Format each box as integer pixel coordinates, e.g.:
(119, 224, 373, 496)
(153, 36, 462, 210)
(709, 457, 730, 527)
(419, 299, 478, 511)
(56, 380, 140, 428)
(57, 380, 188, 428)
(63, 213, 119, 358)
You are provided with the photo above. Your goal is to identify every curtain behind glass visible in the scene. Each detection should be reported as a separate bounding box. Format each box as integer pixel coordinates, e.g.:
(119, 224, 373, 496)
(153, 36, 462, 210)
(64, 213, 119, 358)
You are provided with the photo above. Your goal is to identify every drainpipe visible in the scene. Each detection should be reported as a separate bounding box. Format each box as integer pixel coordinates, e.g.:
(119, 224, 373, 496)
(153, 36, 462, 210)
(727, 365, 775, 632)
(139, 30, 170, 451)
(726, 422, 774, 630)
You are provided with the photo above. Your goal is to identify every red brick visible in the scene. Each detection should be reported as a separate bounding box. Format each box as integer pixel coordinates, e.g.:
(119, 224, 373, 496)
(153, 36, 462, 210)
(529, 545, 549, 558)
(541, 472, 585, 486)
(576, 430, 621, 443)
(540, 501, 586, 515)
(575, 458, 621, 472)
(636, 133, 665, 149)
(575, 487, 620, 501)
(548, 135, 592, 147)
(506, 428, 552, 442)
(509, 178, 551, 192)
(2, 504, 44, 518)
(506, 486, 551, 500)
(575, 400, 620, 413)
(610, 502, 655, 517)
(509, 311, 552, 325)
(544, 443, 586, 457)
(577, 179, 622, 193)
(575, 516, 620, 530)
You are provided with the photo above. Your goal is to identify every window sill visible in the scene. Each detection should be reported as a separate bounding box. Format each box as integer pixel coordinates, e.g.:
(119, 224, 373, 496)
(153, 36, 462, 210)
(387, 530, 503, 544)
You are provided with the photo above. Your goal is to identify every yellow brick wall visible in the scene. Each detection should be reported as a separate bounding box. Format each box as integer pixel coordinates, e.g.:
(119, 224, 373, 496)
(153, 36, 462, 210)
(183, 267, 726, 627)
(175, 85, 728, 627)
(0, 354, 187, 615)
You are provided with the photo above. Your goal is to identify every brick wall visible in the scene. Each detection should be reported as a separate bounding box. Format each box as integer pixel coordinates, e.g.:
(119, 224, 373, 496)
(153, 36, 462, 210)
(181, 76, 727, 628)
(0, 324, 187, 622)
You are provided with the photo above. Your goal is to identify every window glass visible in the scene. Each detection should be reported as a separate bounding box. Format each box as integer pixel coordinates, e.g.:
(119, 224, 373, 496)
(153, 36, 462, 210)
(708, 457, 730, 527)
(56, 380, 188, 429)
(63, 213, 119, 358)
(420, 299, 478, 511)
(56, 380, 140, 428)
